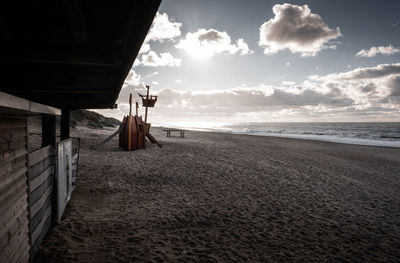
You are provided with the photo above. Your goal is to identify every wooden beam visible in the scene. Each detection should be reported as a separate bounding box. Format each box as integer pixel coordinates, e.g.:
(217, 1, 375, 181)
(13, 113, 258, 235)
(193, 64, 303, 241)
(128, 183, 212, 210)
(0, 58, 117, 67)
(0, 91, 61, 116)
(42, 116, 56, 148)
(60, 109, 70, 140)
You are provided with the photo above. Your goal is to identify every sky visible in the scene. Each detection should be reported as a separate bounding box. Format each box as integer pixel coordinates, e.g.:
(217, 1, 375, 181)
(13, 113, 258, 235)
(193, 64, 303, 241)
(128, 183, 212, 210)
(96, 0, 400, 126)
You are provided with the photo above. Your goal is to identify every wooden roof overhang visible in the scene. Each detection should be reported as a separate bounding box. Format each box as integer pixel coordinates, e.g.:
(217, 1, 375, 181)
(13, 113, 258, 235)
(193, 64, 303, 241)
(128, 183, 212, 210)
(0, 0, 161, 110)
(0, 91, 61, 116)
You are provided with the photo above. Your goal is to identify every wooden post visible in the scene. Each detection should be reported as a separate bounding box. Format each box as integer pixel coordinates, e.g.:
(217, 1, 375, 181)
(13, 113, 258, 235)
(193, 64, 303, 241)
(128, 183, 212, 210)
(42, 115, 56, 147)
(144, 85, 149, 124)
(128, 94, 132, 151)
(60, 109, 70, 141)
(135, 102, 139, 116)
(129, 94, 132, 117)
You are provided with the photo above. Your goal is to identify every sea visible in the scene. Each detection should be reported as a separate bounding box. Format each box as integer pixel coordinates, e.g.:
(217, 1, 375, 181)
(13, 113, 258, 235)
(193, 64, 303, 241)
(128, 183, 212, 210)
(165, 122, 400, 148)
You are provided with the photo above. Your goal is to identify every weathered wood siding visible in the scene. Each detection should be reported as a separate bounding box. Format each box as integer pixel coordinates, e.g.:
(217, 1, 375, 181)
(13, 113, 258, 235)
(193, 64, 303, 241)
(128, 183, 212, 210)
(28, 145, 55, 257)
(0, 117, 30, 263)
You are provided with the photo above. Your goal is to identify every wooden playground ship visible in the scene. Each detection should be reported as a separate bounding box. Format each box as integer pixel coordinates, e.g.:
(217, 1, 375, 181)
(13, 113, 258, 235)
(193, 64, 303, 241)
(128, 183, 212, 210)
(119, 97, 146, 150)
(92, 85, 162, 150)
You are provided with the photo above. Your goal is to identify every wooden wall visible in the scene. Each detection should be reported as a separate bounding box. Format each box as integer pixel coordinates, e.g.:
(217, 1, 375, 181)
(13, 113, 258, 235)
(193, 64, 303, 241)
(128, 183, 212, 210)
(0, 116, 30, 263)
(28, 145, 55, 257)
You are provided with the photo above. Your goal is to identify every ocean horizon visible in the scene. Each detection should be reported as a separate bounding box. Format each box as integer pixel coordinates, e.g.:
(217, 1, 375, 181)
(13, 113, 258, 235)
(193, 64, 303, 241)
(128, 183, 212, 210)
(161, 122, 400, 148)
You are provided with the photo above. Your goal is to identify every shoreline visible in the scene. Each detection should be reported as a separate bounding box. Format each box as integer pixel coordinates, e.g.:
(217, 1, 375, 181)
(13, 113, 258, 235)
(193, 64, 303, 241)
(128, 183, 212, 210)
(156, 125, 400, 148)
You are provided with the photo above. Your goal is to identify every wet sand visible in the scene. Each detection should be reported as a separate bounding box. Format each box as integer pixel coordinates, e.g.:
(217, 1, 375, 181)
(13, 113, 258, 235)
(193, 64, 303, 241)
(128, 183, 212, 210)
(34, 127, 400, 262)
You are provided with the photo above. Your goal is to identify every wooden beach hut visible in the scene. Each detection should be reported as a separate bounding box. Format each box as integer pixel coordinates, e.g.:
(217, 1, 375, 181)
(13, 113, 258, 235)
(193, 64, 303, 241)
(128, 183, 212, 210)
(0, 0, 161, 261)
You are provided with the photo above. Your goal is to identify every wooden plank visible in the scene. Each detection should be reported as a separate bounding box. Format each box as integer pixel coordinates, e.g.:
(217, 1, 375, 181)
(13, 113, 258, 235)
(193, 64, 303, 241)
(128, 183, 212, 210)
(0, 166, 27, 192)
(0, 155, 26, 180)
(30, 185, 52, 219)
(29, 157, 54, 180)
(2, 209, 28, 248)
(31, 205, 51, 245)
(29, 101, 61, 116)
(0, 91, 60, 116)
(0, 137, 26, 153)
(0, 172, 27, 216)
(29, 175, 53, 206)
(0, 148, 27, 165)
(0, 194, 27, 247)
(0, 118, 26, 129)
(30, 194, 52, 233)
(29, 165, 53, 192)
(0, 91, 29, 112)
(0, 191, 27, 228)
(28, 145, 54, 167)
(25, 116, 33, 256)
(0, 127, 27, 142)
(30, 216, 51, 258)
(17, 240, 30, 263)
(1, 215, 29, 263)
(0, 208, 28, 252)
(0, 164, 26, 203)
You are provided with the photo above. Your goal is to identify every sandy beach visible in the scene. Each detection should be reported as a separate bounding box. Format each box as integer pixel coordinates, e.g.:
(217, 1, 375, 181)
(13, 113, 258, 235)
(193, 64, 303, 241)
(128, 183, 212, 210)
(34, 127, 400, 262)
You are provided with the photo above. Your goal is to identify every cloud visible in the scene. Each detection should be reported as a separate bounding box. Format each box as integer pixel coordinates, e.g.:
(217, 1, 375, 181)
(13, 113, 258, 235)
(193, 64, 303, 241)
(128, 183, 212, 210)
(98, 63, 399, 123)
(148, 63, 400, 121)
(138, 43, 150, 54)
(320, 63, 400, 80)
(124, 69, 142, 86)
(176, 28, 254, 58)
(356, 45, 400, 57)
(310, 63, 400, 106)
(137, 51, 181, 67)
(146, 72, 159, 78)
(385, 75, 400, 97)
(136, 12, 182, 62)
(146, 12, 182, 42)
(259, 3, 341, 56)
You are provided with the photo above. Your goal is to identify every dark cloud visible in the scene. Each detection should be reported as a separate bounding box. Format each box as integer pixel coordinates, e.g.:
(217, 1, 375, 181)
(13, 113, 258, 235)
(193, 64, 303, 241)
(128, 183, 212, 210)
(198, 29, 224, 42)
(386, 75, 400, 97)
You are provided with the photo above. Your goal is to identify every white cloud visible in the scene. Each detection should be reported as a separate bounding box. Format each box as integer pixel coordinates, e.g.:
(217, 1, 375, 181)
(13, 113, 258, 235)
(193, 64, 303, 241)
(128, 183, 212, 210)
(309, 63, 400, 106)
(259, 3, 341, 56)
(137, 51, 181, 67)
(136, 12, 183, 65)
(282, 81, 295, 86)
(138, 43, 150, 54)
(146, 72, 159, 78)
(146, 12, 182, 42)
(152, 81, 159, 85)
(124, 69, 142, 86)
(176, 79, 182, 83)
(176, 28, 254, 58)
(356, 45, 400, 57)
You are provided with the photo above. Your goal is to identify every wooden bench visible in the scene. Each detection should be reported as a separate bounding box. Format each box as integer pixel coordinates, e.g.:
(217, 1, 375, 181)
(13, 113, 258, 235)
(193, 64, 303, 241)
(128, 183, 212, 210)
(163, 129, 185, 138)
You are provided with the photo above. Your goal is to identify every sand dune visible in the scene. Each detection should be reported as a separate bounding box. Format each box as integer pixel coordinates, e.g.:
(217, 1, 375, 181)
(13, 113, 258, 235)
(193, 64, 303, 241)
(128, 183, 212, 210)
(34, 127, 400, 262)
